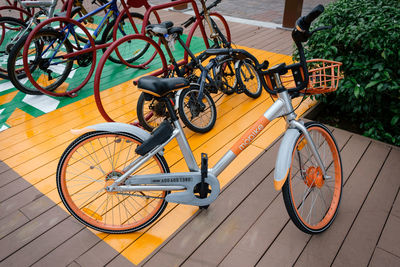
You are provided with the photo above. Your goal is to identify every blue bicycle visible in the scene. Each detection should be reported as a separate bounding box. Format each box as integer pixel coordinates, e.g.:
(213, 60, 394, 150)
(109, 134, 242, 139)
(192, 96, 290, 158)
(7, 0, 149, 96)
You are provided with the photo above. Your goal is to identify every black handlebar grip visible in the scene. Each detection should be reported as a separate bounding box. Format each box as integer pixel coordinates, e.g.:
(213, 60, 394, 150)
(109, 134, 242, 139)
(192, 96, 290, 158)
(304, 4, 325, 24)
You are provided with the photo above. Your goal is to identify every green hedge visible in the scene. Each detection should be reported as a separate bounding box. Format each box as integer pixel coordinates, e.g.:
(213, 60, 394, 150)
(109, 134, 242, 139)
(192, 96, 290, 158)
(302, 0, 400, 145)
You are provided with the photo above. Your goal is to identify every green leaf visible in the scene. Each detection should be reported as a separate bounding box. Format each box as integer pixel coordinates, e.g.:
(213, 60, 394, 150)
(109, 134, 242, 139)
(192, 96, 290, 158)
(391, 116, 399, 126)
(354, 86, 360, 98)
(366, 80, 380, 88)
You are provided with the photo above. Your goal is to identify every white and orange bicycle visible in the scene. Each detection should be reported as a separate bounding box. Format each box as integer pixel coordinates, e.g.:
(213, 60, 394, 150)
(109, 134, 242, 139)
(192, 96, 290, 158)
(57, 5, 344, 235)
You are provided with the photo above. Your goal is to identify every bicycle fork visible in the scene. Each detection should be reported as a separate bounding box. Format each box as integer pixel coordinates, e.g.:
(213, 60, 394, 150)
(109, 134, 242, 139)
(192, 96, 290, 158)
(273, 91, 329, 190)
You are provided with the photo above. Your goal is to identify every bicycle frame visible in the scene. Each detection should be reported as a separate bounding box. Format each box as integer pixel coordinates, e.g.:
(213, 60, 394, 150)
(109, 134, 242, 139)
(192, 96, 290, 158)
(35, 1, 117, 68)
(67, 0, 118, 49)
(79, 89, 328, 207)
(21, 0, 133, 97)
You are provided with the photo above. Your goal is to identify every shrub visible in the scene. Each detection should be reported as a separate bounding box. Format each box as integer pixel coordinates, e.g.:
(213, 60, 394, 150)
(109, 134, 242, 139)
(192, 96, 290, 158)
(302, 0, 400, 145)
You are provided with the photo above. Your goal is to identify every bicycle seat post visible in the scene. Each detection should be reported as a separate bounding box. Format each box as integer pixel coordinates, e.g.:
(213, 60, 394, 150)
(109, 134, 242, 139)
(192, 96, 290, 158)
(199, 0, 217, 39)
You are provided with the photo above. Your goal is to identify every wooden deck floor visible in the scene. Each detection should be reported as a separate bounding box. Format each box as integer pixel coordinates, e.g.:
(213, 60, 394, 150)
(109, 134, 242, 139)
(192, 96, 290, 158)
(1, 9, 399, 267)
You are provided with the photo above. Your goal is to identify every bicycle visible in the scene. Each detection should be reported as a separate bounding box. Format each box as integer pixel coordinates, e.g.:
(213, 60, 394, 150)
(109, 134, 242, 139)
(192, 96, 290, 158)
(9, 0, 146, 96)
(0, 0, 61, 79)
(134, 21, 261, 133)
(57, 5, 344, 234)
(92, 0, 232, 122)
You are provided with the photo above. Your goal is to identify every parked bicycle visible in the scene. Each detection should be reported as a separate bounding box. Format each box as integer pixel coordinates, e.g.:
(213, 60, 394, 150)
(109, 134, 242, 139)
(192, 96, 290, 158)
(93, 0, 239, 127)
(8, 0, 145, 96)
(0, 0, 87, 79)
(135, 21, 262, 133)
(57, 5, 344, 234)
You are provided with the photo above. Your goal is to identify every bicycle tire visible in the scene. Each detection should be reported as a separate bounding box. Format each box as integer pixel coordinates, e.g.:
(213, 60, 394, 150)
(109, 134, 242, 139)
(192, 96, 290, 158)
(16, 28, 73, 95)
(137, 92, 170, 132)
(0, 16, 27, 79)
(237, 59, 262, 99)
(101, 12, 151, 64)
(178, 84, 217, 133)
(7, 32, 42, 95)
(57, 130, 170, 234)
(282, 121, 343, 234)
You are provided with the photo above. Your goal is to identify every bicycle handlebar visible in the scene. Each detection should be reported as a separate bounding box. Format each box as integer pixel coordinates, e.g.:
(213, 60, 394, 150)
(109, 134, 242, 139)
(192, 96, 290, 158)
(263, 5, 327, 95)
(299, 4, 324, 32)
(292, 4, 324, 43)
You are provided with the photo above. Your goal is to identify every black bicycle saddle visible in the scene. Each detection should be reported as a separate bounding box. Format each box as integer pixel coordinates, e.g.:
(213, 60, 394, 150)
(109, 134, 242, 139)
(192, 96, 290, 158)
(137, 76, 189, 97)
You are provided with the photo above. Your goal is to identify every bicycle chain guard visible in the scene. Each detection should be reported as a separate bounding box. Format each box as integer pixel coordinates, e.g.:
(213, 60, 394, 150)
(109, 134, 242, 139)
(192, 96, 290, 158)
(124, 172, 221, 206)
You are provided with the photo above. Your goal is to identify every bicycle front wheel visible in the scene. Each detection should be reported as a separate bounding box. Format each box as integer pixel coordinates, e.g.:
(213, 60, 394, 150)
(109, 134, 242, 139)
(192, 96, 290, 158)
(237, 59, 262, 99)
(214, 57, 236, 95)
(20, 28, 74, 95)
(57, 131, 170, 234)
(282, 122, 343, 234)
(178, 85, 217, 133)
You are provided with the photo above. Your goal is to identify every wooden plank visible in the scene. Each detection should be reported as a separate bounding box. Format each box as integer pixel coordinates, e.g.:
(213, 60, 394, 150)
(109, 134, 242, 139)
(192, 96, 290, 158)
(31, 228, 102, 267)
(182, 169, 283, 266)
(142, 143, 280, 266)
(332, 148, 400, 266)
(19, 193, 57, 220)
(74, 241, 122, 267)
(0, 218, 83, 267)
(376, 215, 400, 259)
(392, 187, 400, 219)
(369, 247, 400, 267)
(0, 186, 43, 220)
(0, 205, 69, 261)
(294, 141, 391, 266)
(339, 134, 371, 184)
(0, 164, 20, 187)
(105, 254, 135, 267)
(219, 193, 288, 267)
(0, 177, 31, 202)
(0, 210, 29, 239)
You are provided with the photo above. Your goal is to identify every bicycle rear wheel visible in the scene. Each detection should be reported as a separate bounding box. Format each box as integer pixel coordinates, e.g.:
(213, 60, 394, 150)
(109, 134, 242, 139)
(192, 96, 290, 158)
(137, 92, 170, 132)
(178, 84, 217, 133)
(282, 122, 343, 234)
(57, 131, 170, 234)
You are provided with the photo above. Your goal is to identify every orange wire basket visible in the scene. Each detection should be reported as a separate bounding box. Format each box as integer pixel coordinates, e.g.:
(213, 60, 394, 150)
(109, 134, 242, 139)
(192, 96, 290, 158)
(281, 59, 344, 95)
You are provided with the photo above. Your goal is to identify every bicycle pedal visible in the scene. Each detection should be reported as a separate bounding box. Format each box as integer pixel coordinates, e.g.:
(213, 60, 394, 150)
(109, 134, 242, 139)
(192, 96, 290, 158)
(201, 153, 208, 177)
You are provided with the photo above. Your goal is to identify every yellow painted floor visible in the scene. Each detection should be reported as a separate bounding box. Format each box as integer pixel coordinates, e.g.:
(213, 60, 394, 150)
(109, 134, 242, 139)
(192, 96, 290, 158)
(0, 46, 315, 265)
